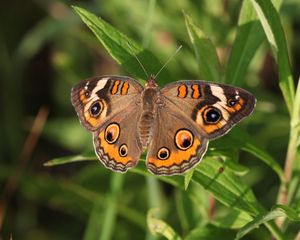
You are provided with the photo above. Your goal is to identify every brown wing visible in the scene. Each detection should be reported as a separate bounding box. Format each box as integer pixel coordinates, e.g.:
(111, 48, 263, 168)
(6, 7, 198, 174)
(71, 75, 143, 131)
(93, 107, 143, 173)
(160, 80, 256, 139)
(146, 101, 209, 176)
(71, 75, 144, 172)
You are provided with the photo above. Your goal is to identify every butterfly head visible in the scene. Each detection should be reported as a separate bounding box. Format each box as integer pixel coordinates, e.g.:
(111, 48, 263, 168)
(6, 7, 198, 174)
(145, 74, 158, 89)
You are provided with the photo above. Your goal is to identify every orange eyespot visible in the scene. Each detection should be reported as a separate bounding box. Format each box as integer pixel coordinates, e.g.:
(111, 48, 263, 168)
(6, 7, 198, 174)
(157, 147, 170, 160)
(175, 129, 194, 150)
(105, 123, 120, 144)
(89, 101, 103, 117)
(119, 144, 128, 157)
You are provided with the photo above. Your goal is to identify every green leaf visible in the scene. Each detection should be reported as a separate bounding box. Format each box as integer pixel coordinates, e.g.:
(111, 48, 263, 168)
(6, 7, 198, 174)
(225, 0, 282, 85)
(185, 225, 235, 240)
(184, 13, 222, 82)
(241, 141, 286, 182)
(72, 6, 174, 84)
(134, 155, 262, 216)
(213, 129, 285, 182)
(192, 156, 262, 215)
(83, 197, 105, 240)
(147, 208, 182, 240)
(225, 161, 249, 176)
(212, 210, 253, 229)
(44, 152, 96, 166)
(47, 152, 260, 215)
(235, 205, 300, 240)
(292, 78, 300, 150)
(98, 173, 125, 240)
(184, 168, 195, 190)
(251, 0, 295, 114)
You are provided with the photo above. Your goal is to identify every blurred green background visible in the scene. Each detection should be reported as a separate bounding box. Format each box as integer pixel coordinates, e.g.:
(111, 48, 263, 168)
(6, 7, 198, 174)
(1, 0, 300, 239)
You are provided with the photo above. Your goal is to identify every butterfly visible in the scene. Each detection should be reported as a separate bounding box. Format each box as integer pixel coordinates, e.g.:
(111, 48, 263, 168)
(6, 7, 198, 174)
(71, 75, 256, 175)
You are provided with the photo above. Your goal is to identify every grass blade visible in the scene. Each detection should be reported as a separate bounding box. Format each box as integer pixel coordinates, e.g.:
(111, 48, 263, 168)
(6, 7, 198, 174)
(235, 205, 300, 240)
(225, 0, 282, 85)
(186, 225, 235, 240)
(192, 156, 262, 215)
(72, 6, 174, 83)
(147, 208, 182, 240)
(184, 13, 222, 82)
(44, 152, 96, 166)
(251, 0, 295, 114)
(99, 173, 124, 240)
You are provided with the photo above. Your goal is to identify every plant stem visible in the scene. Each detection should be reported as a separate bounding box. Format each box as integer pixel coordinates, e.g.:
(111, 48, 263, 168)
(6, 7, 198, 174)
(276, 79, 300, 227)
(99, 173, 124, 240)
(265, 222, 285, 240)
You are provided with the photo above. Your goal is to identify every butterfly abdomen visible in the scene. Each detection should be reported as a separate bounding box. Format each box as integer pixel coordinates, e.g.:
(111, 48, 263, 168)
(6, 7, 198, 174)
(139, 87, 159, 148)
(138, 111, 154, 149)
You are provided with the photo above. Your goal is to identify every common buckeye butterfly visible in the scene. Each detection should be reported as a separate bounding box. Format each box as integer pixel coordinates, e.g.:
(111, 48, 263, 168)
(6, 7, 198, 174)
(71, 75, 256, 175)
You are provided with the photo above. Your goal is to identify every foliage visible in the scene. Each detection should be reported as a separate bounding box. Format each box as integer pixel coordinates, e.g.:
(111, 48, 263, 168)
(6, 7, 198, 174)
(1, 0, 300, 239)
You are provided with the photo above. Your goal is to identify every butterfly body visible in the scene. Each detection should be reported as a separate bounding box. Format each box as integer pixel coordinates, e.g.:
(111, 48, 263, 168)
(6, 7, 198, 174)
(71, 75, 256, 175)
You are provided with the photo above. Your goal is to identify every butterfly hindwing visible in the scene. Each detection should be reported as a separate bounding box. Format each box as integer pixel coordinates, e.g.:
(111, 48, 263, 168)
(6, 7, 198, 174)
(146, 99, 209, 175)
(93, 108, 143, 173)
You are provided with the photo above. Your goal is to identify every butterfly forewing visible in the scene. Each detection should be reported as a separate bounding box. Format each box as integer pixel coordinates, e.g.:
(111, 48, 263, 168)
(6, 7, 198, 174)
(161, 80, 256, 139)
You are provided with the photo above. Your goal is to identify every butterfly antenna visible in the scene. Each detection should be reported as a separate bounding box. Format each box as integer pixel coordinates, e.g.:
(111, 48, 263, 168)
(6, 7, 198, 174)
(127, 42, 149, 78)
(154, 45, 182, 79)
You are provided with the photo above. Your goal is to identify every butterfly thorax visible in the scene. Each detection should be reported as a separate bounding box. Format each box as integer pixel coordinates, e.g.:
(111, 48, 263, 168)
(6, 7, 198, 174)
(139, 76, 161, 149)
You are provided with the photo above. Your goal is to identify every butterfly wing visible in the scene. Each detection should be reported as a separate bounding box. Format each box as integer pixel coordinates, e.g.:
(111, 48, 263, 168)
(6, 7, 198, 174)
(145, 80, 256, 175)
(146, 103, 209, 175)
(160, 80, 256, 139)
(71, 76, 144, 172)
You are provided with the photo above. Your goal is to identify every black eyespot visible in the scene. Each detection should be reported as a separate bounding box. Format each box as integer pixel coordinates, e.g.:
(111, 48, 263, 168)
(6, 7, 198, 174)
(183, 139, 191, 148)
(160, 151, 167, 158)
(157, 147, 170, 160)
(205, 108, 221, 123)
(228, 99, 237, 107)
(106, 132, 113, 142)
(119, 144, 128, 157)
(85, 90, 91, 98)
(90, 101, 102, 117)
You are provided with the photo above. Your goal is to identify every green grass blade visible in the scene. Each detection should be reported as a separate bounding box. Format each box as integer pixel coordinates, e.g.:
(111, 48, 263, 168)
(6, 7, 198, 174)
(83, 197, 105, 240)
(133, 156, 262, 216)
(241, 142, 285, 182)
(185, 225, 235, 240)
(72, 6, 174, 83)
(184, 168, 194, 190)
(225, 0, 282, 85)
(47, 152, 261, 216)
(291, 78, 300, 153)
(184, 13, 222, 82)
(212, 210, 253, 229)
(99, 173, 124, 240)
(192, 157, 262, 215)
(235, 205, 300, 240)
(44, 152, 96, 166)
(147, 208, 182, 240)
(251, 0, 295, 114)
(213, 129, 285, 182)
